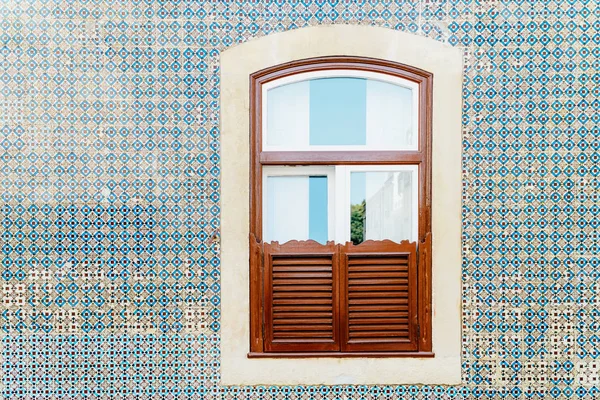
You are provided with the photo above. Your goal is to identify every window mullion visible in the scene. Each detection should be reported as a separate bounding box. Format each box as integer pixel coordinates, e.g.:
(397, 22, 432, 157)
(334, 165, 348, 244)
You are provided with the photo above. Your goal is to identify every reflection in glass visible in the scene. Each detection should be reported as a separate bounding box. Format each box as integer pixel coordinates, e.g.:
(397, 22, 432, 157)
(350, 171, 414, 245)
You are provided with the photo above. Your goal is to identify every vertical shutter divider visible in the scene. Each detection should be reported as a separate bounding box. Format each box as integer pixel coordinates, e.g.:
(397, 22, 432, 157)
(333, 243, 342, 347)
(263, 241, 273, 350)
(249, 233, 264, 353)
(336, 243, 346, 351)
(418, 232, 433, 352)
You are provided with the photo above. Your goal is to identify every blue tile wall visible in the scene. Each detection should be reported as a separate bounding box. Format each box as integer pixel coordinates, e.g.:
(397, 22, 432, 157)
(1, 0, 599, 398)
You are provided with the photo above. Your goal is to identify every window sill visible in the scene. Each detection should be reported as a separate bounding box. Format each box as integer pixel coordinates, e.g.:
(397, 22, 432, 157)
(248, 351, 435, 358)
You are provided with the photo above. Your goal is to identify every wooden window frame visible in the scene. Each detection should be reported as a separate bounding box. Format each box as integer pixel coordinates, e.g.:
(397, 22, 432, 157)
(249, 56, 433, 357)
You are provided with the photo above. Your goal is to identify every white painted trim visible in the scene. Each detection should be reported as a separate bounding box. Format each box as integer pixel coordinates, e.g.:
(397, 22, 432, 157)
(221, 25, 464, 386)
(263, 69, 420, 91)
(262, 69, 420, 152)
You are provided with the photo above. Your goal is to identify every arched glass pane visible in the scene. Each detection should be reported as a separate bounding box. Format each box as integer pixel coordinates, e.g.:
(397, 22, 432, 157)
(265, 76, 416, 150)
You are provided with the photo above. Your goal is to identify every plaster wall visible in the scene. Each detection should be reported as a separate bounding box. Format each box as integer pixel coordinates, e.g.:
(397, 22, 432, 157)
(221, 25, 464, 385)
(1, 1, 598, 398)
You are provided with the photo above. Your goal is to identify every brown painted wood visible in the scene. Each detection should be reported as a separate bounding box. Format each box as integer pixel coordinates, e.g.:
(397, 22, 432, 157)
(249, 68, 263, 242)
(418, 232, 433, 352)
(249, 233, 263, 352)
(260, 151, 423, 165)
(340, 240, 419, 352)
(418, 70, 434, 353)
(263, 240, 340, 352)
(249, 56, 433, 356)
(247, 351, 435, 358)
(253, 56, 432, 91)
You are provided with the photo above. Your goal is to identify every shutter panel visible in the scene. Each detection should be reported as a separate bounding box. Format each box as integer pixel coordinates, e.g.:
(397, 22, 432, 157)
(340, 240, 418, 352)
(263, 240, 340, 352)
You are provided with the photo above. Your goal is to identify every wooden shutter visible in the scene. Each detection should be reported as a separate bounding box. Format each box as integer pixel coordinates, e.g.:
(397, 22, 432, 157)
(340, 240, 418, 352)
(263, 240, 340, 352)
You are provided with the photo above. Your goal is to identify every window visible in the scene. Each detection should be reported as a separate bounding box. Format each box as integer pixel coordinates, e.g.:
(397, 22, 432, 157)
(249, 56, 433, 356)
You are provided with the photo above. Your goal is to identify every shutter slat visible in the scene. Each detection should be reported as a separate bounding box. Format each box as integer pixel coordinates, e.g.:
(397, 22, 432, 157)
(273, 332, 334, 339)
(349, 318, 409, 325)
(273, 266, 333, 272)
(264, 240, 340, 352)
(273, 278, 333, 285)
(348, 284, 409, 290)
(341, 240, 419, 352)
(273, 279, 333, 292)
(349, 331, 410, 338)
(273, 299, 332, 305)
(349, 305, 409, 312)
(348, 271, 409, 278)
(272, 258, 333, 266)
(350, 313, 409, 319)
(275, 312, 333, 318)
(349, 278, 409, 285)
(274, 318, 333, 324)
(348, 265, 409, 271)
(349, 258, 409, 266)
(273, 292, 332, 298)
(348, 292, 409, 299)
(275, 319, 331, 328)
(349, 298, 408, 304)
(349, 323, 409, 331)
(273, 272, 332, 278)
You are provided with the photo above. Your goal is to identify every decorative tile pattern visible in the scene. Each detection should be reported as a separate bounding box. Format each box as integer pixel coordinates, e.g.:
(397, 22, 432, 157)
(1, 0, 599, 398)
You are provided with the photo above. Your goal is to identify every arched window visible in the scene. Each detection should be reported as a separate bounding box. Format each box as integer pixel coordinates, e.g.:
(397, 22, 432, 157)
(249, 56, 433, 356)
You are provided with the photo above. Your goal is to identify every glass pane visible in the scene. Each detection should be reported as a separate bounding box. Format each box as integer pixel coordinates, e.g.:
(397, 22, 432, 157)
(308, 176, 328, 244)
(265, 77, 415, 150)
(365, 80, 414, 149)
(350, 171, 414, 245)
(267, 81, 310, 147)
(265, 176, 328, 244)
(309, 78, 367, 146)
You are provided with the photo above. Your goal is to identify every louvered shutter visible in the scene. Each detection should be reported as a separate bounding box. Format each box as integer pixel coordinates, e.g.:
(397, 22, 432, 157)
(340, 240, 418, 352)
(263, 240, 340, 352)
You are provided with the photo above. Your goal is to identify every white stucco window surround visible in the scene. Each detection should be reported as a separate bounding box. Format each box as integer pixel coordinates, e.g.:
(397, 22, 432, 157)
(220, 25, 464, 385)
